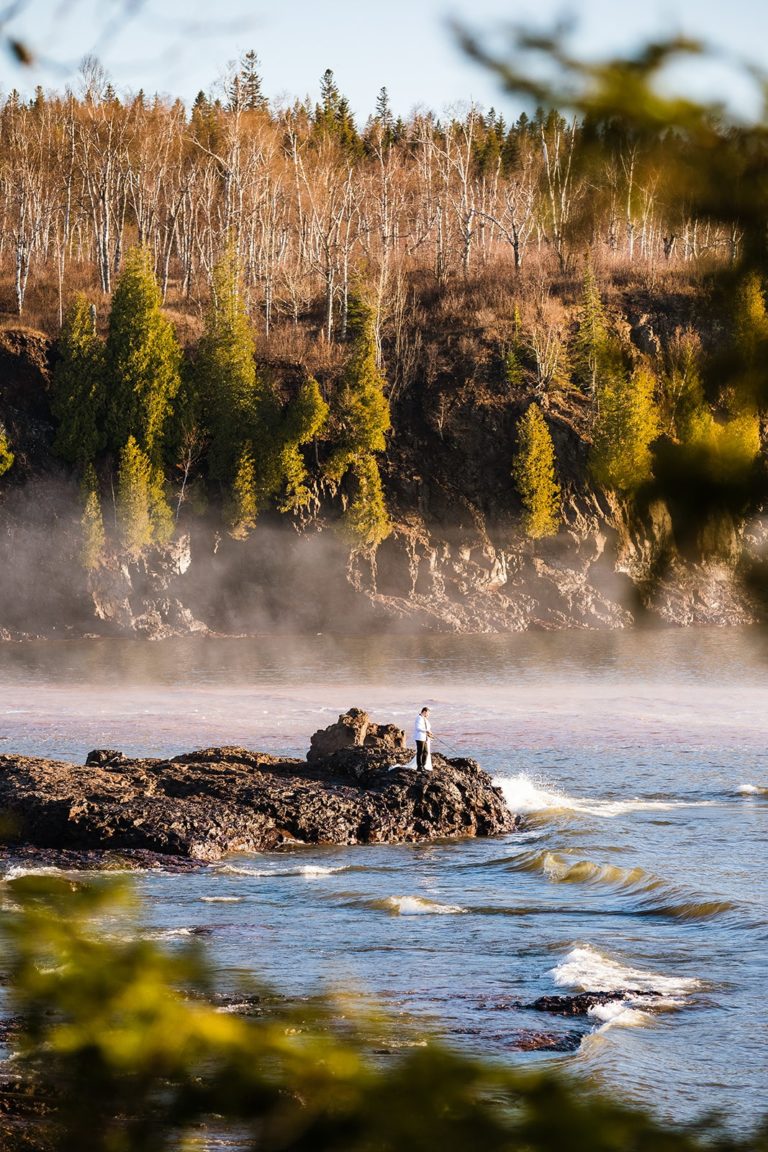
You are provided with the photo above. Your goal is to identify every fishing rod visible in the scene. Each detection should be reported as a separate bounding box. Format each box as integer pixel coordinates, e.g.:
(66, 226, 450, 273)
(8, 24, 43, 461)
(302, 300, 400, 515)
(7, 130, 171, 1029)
(430, 734, 463, 758)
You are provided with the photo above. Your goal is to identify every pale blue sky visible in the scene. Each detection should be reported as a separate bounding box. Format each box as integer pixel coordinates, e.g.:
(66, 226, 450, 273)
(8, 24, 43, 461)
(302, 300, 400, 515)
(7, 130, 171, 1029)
(3, 0, 768, 119)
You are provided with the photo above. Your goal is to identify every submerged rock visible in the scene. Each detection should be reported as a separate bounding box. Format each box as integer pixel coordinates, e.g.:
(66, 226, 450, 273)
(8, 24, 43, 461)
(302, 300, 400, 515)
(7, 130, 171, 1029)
(527, 991, 661, 1016)
(0, 712, 515, 862)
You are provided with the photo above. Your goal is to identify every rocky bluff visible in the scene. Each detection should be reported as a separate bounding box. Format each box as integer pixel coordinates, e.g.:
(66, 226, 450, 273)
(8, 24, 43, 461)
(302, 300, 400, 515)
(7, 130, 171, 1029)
(0, 710, 516, 863)
(1, 326, 766, 639)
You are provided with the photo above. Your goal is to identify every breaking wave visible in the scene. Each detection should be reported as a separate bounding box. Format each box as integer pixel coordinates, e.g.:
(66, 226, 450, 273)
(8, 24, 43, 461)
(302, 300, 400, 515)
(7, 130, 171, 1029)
(737, 783, 768, 795)
(217, 863, 349, 879)
(504, 850, 737, 922)
(494, 774, 715, 820)
(550, 944, 701, 1032)
(3, 864, 67, 881)
(372, 895, 467, 916)
(551, 943, 700, 997)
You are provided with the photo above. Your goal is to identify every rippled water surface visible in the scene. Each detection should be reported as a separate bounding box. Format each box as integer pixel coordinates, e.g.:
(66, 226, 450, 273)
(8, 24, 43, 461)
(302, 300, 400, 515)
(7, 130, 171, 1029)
(1, 629, 767, 1129)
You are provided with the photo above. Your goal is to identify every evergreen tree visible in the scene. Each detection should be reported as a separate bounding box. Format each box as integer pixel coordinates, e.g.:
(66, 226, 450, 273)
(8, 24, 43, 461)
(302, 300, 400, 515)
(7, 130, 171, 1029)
(572, 261, 610, 394)
(105, 249, 182, 461)
(503, 307, 527, 388)
(80, 465, 105, 571)
(662, 328, 704, 440)
(314, 68, 359, 153)
(148, 465, 174, 545)
(196, 247, 258, 487)
(326, 291, 391, 482)
(731, 271, 768, 369)
(239, 50, 267, 111)
(512, 403, 561, 538)
(374, 86, 392, 126)
(52, 294, 106, 469)
(228, 442, 258, 538)
(325, 291, 391, 546)
(590, 364, 659, 492)
(116, 436, 153, 557)
(0, 424, 14, 478)
(346, 454, 391, 547)
(274, 376, 329, 514)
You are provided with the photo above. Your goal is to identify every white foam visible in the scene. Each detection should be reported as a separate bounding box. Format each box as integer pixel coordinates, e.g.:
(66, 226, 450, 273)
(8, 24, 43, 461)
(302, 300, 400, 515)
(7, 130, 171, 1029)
(200, 896, 244, 903)
(551, 944, 700, 997)
(382, 895, 466, 916)
(3, 865, 65, 881)
(588, 1001, 654, 1029)
(218, 863, 347, 879)
(737, 783, 766, 795)
(494, 773, 712, 819)
(145, 926, 196, 938)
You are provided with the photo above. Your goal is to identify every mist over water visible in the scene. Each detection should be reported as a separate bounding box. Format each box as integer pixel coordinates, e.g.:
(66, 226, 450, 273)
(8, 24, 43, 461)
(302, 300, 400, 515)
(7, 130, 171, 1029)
(1, 627, 767, 1130)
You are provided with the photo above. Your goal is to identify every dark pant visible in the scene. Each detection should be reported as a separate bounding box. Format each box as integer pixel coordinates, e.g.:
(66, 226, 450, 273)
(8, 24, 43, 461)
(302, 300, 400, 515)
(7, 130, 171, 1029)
(416, 740, 428, 769)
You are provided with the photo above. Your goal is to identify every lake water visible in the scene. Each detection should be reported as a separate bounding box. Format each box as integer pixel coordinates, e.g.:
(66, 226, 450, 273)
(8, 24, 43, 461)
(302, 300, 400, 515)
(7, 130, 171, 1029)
(1, 629, 767, 1131)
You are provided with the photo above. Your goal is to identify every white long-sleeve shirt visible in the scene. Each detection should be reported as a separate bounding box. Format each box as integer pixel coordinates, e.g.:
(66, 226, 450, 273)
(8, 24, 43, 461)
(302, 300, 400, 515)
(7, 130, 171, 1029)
(414, 714, 432, 743)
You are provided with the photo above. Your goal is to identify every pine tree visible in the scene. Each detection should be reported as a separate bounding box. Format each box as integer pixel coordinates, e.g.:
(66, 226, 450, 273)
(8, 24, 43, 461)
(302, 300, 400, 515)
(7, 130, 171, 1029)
(275, 376, 329, 514)
(314, 68, 360, 154)
(512, 403, 561, 538)
(732, 271, 768, 369)
(326, 292, 391, 482)
(325, 291, 391, 546)
(663, 328, 704, 440)
(116, 436, 153, 557)
(105, 249, 182, 461)
(52, 294, 106, 469)
(0, 424, 14, 478)
(345, 455, 392, 548)
(239, 50, 267, 111)
(80, 465, 105, 571)
(228, 442, 258, 538)
(590, 364, 659, 492)
(572, 261, 610, 394)
(196, 247, 258, 486)
(148, 465, 174, 545)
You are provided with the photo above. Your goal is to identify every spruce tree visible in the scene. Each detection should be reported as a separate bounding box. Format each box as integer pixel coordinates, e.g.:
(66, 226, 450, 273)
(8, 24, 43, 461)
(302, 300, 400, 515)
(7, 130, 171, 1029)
(148, 465, 174, 545)
(275, 377, 329, 514)
(731, 271, 768, 369)
(572, 261, 610, 394)
(346, 454, 391, 547)
(228, 442, 258, 538)
(80, 465, 105, 571)
(326, 292, 391, 482)
(52, 295, 106, 469)
(590, 364, 659, 492)
(239, 50, 267, 111)
(512, 403, 561, 538)
(0, 424, 14, 478)
(196, 247, 258, 486)
(116, 436, 153, 557)
(325, 291, 391, 546)
(105, 249, 182, 461)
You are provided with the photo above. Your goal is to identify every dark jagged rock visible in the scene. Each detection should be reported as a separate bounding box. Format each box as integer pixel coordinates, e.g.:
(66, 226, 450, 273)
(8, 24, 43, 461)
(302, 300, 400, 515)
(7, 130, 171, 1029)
(527, 991, 661, 1017)
(307, 708, 406, 762)
(0, 715, 516, 862)
(509, 1030, 583, 1053)
(84, 749, 127, 768)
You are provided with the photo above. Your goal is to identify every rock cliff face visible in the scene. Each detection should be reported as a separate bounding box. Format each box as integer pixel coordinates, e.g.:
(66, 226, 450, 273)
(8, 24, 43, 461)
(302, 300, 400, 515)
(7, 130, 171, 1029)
(0, 326, 763, 637)
(0, 711, 516, 861)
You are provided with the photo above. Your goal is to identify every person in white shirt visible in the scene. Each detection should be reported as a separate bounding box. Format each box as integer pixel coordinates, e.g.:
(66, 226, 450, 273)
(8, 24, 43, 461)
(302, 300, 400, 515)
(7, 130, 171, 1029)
(414, 707, 433, 771)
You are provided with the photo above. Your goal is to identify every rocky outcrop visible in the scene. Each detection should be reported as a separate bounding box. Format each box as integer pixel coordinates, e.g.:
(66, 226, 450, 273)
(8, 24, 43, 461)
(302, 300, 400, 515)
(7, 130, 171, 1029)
(307, 708, 406, 762)
(0, 713, 516, 861)
(88, 536, 209, 639)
